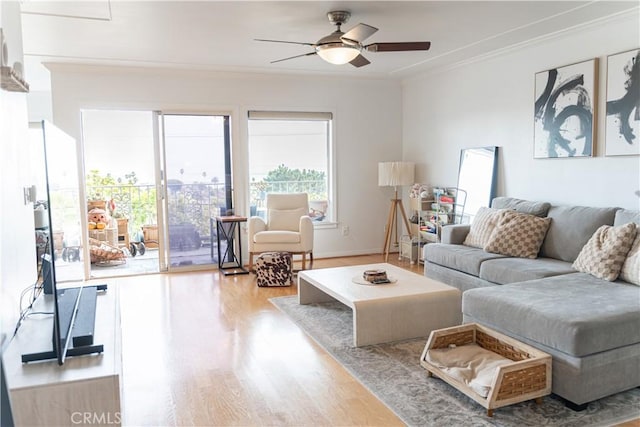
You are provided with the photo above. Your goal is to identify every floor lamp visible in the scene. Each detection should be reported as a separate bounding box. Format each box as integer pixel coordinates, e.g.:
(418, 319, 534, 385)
(379, 161, 415, 262)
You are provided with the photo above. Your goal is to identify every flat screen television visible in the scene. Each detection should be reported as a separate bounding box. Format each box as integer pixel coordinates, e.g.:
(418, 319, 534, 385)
(22, 121, 105, 365)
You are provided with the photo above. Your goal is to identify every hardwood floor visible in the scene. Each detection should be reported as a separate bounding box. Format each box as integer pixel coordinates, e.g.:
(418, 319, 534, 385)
(111, 255, 420, 426)
(103, 255, 637, 426)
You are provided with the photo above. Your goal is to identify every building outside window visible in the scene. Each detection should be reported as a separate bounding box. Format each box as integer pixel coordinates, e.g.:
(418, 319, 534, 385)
(248, 111, 334, 223)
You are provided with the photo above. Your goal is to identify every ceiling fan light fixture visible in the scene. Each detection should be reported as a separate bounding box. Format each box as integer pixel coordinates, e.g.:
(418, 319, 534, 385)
(316, 43, 360, 65)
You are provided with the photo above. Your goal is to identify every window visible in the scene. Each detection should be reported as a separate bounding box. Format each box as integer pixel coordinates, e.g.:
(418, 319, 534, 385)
(248, 111, 334, 223)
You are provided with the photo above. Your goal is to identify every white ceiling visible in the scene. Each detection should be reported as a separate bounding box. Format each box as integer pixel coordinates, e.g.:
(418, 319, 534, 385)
(19, 0, 639, 89)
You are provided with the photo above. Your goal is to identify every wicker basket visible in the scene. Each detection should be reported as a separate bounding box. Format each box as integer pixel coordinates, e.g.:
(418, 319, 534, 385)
(420, 323, 551, 417)
(88, 237, 126, 264)
(87, 200, 107, 211)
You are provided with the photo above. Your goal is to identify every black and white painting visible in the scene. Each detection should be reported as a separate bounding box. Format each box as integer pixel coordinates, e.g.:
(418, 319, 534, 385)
(534, 59, 596, 158)
(605, 49, 639, 156)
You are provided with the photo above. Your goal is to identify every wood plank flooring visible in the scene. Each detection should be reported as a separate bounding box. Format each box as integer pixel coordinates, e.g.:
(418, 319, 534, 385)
(110, 255, 418, 426)
(102, 255, 637, 426)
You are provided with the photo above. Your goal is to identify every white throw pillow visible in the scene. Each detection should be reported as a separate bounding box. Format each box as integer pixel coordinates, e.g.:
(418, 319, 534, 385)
(620, 232, 640, 285)
(463, 207, 505, 249)
(268, 207, 307, 232)
(572, 223, 637, 281)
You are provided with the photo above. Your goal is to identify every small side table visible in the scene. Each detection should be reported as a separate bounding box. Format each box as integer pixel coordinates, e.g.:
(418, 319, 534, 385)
(213, 215, 249, 276)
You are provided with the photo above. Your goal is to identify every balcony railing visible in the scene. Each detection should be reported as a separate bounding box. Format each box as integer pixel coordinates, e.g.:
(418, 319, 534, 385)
(51, 179, 329, 243)
(89, 183, 226, 237)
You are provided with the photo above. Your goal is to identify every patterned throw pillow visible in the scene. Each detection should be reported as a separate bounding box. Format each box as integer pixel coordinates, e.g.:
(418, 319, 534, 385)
(572, 223, 638, 281)
(463, 207, 505, 249)
(619, 231, 640, 285)
(484, 210, 551, 258)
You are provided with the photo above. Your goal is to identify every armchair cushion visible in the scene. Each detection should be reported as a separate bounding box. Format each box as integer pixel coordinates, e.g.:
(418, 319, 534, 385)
(268, 207, 308, 232)
(254, 231, 301, 244)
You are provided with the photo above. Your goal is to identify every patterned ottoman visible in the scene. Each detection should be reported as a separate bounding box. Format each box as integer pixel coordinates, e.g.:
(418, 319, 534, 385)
(256, 252, 293, 287)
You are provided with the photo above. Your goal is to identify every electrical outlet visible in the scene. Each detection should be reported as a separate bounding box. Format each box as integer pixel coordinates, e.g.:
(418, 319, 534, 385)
(341, 226, 349, 236)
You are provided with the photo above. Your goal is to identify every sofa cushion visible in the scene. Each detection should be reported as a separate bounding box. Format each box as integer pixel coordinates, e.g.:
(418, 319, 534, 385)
(462, 273, 640, 357)
(572, 223, 637, 281)
(463, 207, 504, 249)
(539, 205, 618, 262)
(479, 257, 575, 285)
(424, 243, 507, 277)
(253, 230, 301, 244)
(491, 197, 551, 217)
(484, 211, 551, 259)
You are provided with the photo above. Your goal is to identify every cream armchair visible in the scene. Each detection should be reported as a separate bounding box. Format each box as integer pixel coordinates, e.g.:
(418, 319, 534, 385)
(248, 193, 314, 272)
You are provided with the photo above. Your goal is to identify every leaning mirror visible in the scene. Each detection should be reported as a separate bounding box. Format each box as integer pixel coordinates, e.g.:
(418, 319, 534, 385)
(456, 146, 498, 223)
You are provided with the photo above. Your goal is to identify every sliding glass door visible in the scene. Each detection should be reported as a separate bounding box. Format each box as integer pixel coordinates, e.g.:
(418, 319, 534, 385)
(161, 114, 232, 270)
(81, 110, 233, 277)
(82, 110, 160, 278)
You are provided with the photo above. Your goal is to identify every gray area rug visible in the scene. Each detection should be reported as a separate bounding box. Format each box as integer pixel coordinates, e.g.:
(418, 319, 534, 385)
(270, 296, 640, 427)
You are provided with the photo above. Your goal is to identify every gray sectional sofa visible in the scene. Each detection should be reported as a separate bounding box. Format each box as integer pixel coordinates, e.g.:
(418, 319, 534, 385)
(423, 197, 640, 409)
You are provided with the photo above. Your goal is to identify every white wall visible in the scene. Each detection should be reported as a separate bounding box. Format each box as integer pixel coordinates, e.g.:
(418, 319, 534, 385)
(403, 11, 640, 210)
(1, 1, 36, 345)
(47, 65, 403, 258)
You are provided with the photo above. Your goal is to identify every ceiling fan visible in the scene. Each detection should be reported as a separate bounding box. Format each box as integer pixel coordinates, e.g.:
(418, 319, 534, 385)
(256, 10, 431, 67)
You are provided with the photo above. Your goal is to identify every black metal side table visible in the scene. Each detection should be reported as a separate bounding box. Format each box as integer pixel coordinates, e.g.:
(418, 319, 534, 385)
(213, 215, 249, 276)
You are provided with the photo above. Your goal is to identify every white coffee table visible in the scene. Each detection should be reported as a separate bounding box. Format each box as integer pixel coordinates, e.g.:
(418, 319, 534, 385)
(298, 263, 462, 346)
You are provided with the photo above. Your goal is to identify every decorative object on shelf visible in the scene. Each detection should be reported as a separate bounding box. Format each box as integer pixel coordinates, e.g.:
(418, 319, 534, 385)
(379, 161, 415, 262)
(605, 48, 640, 156)
(0, 29, 29, 93)
(534, 58, 596, 158)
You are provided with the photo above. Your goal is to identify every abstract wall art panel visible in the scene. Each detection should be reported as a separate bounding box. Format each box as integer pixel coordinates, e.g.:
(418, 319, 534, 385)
(605, 48, 639, 157)
(534, 59, 597, 159)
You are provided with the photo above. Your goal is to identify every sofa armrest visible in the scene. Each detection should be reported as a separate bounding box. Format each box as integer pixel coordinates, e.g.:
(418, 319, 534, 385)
(441, 224, 471, 244)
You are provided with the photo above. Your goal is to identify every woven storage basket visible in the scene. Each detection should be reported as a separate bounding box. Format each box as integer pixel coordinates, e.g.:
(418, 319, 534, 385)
(89, 237, 126, 264)
(420, 323, 551, 417)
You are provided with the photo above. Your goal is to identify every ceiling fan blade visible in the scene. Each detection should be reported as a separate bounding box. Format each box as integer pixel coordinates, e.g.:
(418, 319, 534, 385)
(255, 38, 315, 47)
(270, 51, 317, 64)
(349, 54, 370, 68)
(365, 41, 431, 52)
(341, 23, 378, 44)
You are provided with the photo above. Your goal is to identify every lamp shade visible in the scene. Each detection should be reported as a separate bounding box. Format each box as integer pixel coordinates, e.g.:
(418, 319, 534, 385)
(378, 161, 415, 187)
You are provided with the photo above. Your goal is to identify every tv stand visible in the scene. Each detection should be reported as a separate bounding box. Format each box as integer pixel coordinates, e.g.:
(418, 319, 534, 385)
(3, 284, 122, 426)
